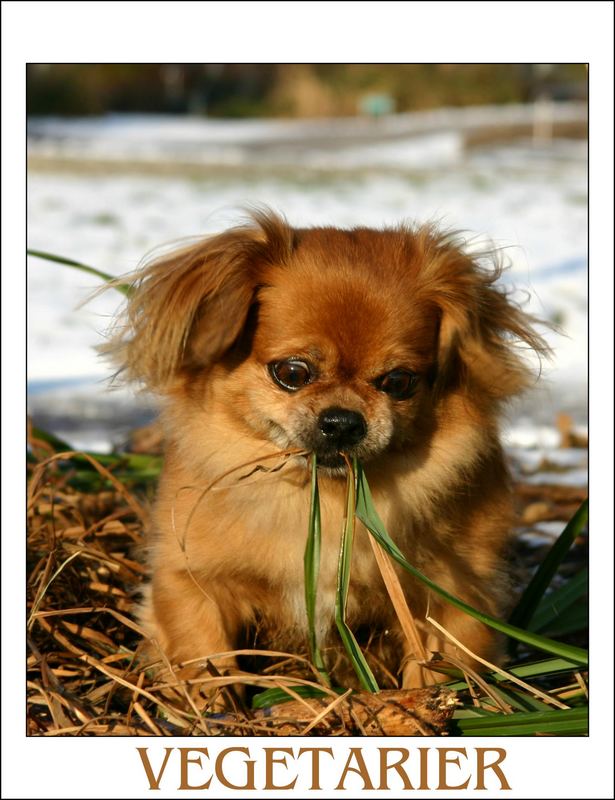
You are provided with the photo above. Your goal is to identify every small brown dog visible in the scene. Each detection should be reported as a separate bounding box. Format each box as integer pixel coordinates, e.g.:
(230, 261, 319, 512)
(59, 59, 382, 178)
(109, 209, 545, 694)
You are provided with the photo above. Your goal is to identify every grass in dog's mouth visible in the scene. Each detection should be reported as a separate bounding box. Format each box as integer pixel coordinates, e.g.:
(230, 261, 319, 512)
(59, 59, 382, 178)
(27, 427, 588, 736)
(314, 451, 347, 469)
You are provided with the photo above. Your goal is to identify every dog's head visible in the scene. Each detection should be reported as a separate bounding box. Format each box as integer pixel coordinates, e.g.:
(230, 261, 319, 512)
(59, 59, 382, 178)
(109, 210, 547, 468)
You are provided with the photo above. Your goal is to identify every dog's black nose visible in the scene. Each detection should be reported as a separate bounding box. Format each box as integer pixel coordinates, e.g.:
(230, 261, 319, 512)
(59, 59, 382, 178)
(318, 407, 367, 449)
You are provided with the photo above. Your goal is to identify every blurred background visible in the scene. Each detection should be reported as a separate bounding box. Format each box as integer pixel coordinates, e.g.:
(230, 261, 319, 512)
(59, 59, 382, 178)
(27, 64, 587, 478)
(27, 63, 586, 117)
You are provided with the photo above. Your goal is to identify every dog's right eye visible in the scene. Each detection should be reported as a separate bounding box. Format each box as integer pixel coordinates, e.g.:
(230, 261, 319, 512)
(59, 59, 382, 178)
(269, 359, 313, 391)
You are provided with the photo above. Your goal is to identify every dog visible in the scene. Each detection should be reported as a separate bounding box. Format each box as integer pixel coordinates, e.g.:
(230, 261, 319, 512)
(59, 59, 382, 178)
(108, 209, 546, 698)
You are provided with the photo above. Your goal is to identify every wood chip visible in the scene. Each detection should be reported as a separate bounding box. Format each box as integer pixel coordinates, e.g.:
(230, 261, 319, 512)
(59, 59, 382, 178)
(252, 687, 458, 736)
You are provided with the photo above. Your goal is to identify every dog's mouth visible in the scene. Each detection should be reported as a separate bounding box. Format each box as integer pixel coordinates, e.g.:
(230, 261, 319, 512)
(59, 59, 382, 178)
(265, 410, 391, 471)
(298, 407, 380, 470)
(312, 441, 377, 472)
(262, 421, 361, 469)
(314, 450, 347, 470)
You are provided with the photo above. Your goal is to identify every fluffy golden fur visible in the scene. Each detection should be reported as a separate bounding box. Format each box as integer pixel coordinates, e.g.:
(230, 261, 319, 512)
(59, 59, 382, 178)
(108, 209, 546, 694)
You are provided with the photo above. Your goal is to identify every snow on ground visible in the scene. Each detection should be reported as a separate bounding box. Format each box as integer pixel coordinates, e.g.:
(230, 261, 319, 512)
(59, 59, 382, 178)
(26, 103, 587, 167)
(27, 111, 587, 453)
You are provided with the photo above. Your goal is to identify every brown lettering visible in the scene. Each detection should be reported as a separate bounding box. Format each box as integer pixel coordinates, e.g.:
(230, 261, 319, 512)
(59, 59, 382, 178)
(215, 747, 256, 790)
(475, 748, 511, 790)
(137, 747, 174, 791)
(437, 748, 471, 790)
(378, 748, 413, 790)
(297, 747, 334, 790)
(178, 748, 212, 791)
(335, 748, 375, 791)
(263, 748, 297, 790)
(417, 747, 430, 790)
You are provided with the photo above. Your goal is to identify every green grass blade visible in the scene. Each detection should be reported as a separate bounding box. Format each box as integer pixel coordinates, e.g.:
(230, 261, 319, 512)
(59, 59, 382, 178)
(29, 427, 74, 452)
(486, 685, 557, 713)
(453, 708, 495, 719)
(27, 248, 133, 296)
(454, 706, 588, 736)
(446, 656, 584, 692)
(51, 469, 159, 492)
(251, 685, 346, 710)
(30, 429, 163, 473)
(29, 430, 163, 490)
(354, 463, 587, 666)
(533, 601, 588, 639)
(501, 657, 585, 679)
(509, 499, 588, 631)
(335, 462, 379, 692)
(528, 566, 588, 634)
(304, 454, 330, 686)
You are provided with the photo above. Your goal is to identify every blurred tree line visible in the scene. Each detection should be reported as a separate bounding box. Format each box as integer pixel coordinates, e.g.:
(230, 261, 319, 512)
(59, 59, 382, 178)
(27, 64, 587, 118)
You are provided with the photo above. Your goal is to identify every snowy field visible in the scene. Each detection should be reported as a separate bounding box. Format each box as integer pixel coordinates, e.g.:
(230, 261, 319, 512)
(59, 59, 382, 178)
(27, 112, 587, 476)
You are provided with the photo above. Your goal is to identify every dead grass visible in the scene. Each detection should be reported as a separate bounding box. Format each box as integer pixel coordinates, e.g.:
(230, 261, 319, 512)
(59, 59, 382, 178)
(26, 426, 587, 737)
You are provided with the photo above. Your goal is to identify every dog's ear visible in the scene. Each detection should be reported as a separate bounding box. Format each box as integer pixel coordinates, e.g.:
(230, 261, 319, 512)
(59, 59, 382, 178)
(412, 228, 550, 402)
(106, 210, 294, 391)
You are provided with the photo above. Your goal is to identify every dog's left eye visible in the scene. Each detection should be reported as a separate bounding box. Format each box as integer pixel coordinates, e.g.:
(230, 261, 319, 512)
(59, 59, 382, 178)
(269, 359, 313, 391)
(375, 369, 418, 400)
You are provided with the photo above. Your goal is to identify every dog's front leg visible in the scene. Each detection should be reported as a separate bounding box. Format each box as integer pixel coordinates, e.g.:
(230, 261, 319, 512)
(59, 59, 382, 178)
(143, 570, 242, 708)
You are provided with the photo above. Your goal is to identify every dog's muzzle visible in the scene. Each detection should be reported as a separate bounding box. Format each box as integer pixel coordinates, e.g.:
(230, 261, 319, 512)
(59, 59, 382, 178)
(310, 406, 367, 467)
